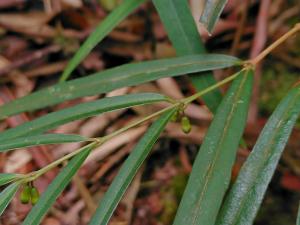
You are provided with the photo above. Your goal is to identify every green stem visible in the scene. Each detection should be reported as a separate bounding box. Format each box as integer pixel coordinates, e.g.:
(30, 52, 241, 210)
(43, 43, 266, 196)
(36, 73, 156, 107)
(101, 104, 179, 141)
(20, 68, 249, 183)
(246, 23, 300, 66)
(8, 23, 300, 184)
(183, 69, 245, 105)
(23, 142, 99, 182)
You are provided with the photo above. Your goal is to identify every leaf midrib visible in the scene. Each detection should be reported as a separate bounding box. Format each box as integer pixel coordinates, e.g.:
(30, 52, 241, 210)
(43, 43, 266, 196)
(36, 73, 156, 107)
(90, 58, 237, 85)
(191, 71, 249, 225)
(0, 56, 238, 119)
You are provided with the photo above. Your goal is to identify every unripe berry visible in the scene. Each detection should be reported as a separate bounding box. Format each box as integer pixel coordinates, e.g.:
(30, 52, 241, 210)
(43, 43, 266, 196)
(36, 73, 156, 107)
(30, 187, 40, 205)
(170, 111, 179, 122)
(20, 185, 31, 204)
(181, 116, 191, 134)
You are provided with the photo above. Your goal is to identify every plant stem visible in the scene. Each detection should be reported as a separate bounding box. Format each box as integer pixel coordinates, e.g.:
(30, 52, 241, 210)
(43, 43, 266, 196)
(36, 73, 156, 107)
(24, 142, 99, 182)
(246, 23, 300, 66)
(183, 69, 246, 104)
(101, 104, 179, 141)
(101, 68, 249, 141)
(8, 23, 300, 184)
(21, 67, 249, 182)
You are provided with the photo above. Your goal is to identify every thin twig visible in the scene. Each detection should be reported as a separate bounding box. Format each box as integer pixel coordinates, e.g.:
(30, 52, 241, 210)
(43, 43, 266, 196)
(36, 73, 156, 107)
(246, 23, 300, 66)
(0, 0, 24, 8)
(73, 174, 97, 213)
(18, 68, 243, 182)
(230, 0, 250, 55)
(0, 45, 61, 76)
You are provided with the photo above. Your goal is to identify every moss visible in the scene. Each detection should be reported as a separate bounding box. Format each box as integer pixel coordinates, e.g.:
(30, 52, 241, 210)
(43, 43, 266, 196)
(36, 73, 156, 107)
(171, 173, 188, 200)
(159, 191, 178, 224)
(259, 64, 300, 127)
(159, 173, 188, 224)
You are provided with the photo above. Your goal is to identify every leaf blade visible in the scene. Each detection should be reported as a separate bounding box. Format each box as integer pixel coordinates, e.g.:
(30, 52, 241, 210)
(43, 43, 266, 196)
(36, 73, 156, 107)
(0, 54, 240, 119)
(89, 108, 176, 225)
(0, 134, 88, 152)
(0, 93, 168, 141)
(153, 0, 222, 112)
(0, 173, 23, 186)
(173, 69, 253, 225)
(216, 85, 300, 225)
(0, 183, 20, 216)
(60, 0, 145, 81)
(22, 145, 93, 225)
(200, 0, 228, 33)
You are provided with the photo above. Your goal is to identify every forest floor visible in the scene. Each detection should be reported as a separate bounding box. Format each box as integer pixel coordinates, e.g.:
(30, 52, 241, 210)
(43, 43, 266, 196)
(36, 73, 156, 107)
(0, 0, 299, 224)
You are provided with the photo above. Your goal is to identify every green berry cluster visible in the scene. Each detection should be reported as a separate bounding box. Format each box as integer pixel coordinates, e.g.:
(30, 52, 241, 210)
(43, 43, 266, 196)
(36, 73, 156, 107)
(20, 183, 40, 205)
(171, 107, 192, 134)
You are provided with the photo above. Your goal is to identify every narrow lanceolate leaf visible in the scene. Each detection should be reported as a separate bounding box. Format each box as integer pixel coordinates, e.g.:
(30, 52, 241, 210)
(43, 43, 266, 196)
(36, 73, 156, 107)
(153, 0, 222, 112)
(0, 183, 20, 216)
(297, 203, 300, 225)
(0, 54, 240, 119)
(0, 134, 88, 152)
(216, 84, 300, 225)
(0, 93, 168, 141)
(0, 173, 23, 186)
(60, 0, 145, 81)
(200, 0, 228, 34)
(89, 108, 176, 225)
(22, 145, 93, 225)
(173, 69, 253, 225)
(153, 0, 206, 56)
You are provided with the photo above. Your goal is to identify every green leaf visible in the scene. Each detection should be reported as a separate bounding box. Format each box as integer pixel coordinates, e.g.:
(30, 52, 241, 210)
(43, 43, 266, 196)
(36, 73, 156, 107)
(0, 173, 23, 186)
(0, 54, 240, 120)
(0, 93, 168, 141)
(0, 134, 88, 152)
(60, 0, 145, 81)
(22, 145, 93, 225)
(89, 108, 176, 225)
(153, 0, 222, 112)
(0, 183, 20, 216)
(297, 202, 300, 225)
(200, 0, 228, 34)
(153, 0, 205, 55)
(216, 85, 300, 225)
(173, 69, 253, 225)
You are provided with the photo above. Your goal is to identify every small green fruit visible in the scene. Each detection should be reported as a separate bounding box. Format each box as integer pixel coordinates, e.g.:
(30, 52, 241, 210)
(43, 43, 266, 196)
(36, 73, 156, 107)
(20, 185, 31, 204)
(30, 187, 40, 205)
(181, 116, 191, 134)
(170, 111, 179, 122)
(99, 0, 121, 11)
